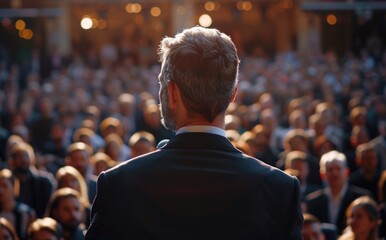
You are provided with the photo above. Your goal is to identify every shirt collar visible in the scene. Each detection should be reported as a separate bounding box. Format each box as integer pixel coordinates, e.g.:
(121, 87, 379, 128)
(176, 125, 227, 138)
(325, 183, 348, 199)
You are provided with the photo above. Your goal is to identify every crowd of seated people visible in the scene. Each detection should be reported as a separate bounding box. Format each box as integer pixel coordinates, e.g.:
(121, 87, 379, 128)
(0, 40, 385, 239)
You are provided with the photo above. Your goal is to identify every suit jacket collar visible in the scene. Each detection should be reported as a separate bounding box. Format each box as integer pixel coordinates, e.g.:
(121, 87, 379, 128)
(163, 132, 241, 153)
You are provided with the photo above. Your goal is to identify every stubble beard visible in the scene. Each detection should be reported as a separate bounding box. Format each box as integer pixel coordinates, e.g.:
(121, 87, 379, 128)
(159, 87, 176, 131)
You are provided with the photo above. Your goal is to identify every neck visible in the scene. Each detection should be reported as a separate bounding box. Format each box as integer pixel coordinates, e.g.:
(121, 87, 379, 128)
(176, 114, 225, 131)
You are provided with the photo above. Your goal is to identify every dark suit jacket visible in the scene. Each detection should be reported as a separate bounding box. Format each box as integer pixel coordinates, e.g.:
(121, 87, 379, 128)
(85, 133, 303, 240)
(305, 185, 370, 234)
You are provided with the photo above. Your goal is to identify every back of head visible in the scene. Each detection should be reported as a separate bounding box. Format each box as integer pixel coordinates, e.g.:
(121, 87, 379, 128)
(158, 26, 239, 122)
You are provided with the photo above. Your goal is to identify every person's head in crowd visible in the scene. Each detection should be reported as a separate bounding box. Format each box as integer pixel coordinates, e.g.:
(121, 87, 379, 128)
(46, 188, 85, 239)
(0, 168, 19, 204)
(128, 131, 156, 158)
(313, 135, 337, 159)
(90, 152, 115, 176)
(339, 196, 380, 240)
(72, 128, 95, 148)
(349, 106, 367, 127)
(8, 142, 36, 175)
(251, 124, 270, 152)
(287, 98, 306, 118)
(302, 213, 325, 240)
(99, 117, 123, 139)
(143, 101, 161, 130)
(65, 142, 93, 177)
(37, 96, 54, 118)
(224, 114, 242, 132)
(309, 113, 327, 139)
(283, 129, 310, 153)
(28, 217, 64, 240)
(0, 217, 18, 240)
(102, 133, 123, 162)
(285, 151, 308, 183)
(315, 102, 335, 125)
(289, 109, 308, 130)
(118, 93, 136, 118)
(237, 131, 256, 156)
(84, 105, 101, 124)
(319, 150, 349, 193)
(348, 97, 362, 113)
(55, 166, 90, 207)
(79, 119, 97, 133)
(158, 26, 239, 131)
(258, 93, 275, 112)
(5, 135, 24, 160)
(350, 125, 369, 149)
(355, 143, 378, 175)
(259, 108, 279, 136)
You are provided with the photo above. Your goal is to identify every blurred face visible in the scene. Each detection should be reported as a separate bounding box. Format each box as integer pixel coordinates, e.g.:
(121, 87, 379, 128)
(67, 151, 89, 176)
(324, 160, 347, 190)
(131, 142, 154, 158)
(360, 150, 378, 172)
(12, 150, 31, 174)
(0, 178, 14, 203)
(31, 229, 58, 240)
(289, 137, 308, 152)
(0, 226, 13, 240)
(290, 160, 309, 183)
(53, 197, 82, 232)
(348, 206, 377, 237)
(302, 223, 324, 240)
(58, 175, 80, 193)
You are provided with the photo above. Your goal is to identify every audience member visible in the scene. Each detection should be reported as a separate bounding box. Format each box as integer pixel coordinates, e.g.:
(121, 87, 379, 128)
(65, 143, 96, 204)
(7, 142, 55, 218)
(46, 188, 85, 240)
(28, 217, 64, 240)
(89, 153, 115, 176)
(338, 196, 381, 240)
(0, 169, 36, 240)
(349, 143, 381, 201)
(305, 150, 370, 234)
(128, 131, 156, 158)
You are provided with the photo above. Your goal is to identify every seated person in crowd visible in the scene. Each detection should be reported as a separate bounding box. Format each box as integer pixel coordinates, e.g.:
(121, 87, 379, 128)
(7, 142, 55, 218)
(65, 142, 96, 204)
(128, 131, 156, 158)
(305, 150, 370, 234)
(338, 196, 381, 240)
(349, 142, 381, 201)
(89, 152, 115, 176)
(284, 151, 321, 201)
(0, 168, 36, 240)
(28, 217, 64, 240)
(46, 188, 86, 240)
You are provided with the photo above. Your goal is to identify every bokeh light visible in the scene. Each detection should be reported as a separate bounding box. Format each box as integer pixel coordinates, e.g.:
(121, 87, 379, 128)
(327, 14, 337, 25)
(199, 14, 212, 27)
(126, 3, 142, 13)
(204, 1, 216, 12)
(15, 19, 26, 31)
(150, 7, 161, 17)
(80, 16, 93, 30)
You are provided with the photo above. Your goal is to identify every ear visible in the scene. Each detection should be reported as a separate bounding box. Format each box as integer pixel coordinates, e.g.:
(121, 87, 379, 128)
(345, 168, 350, 177)
(320, 172, 326, 181)
(230, 84, 238, 103)
(167, 81, 180, 109)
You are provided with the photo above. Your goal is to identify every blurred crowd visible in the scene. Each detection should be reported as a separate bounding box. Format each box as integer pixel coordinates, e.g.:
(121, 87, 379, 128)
(0, 39, 385, 240)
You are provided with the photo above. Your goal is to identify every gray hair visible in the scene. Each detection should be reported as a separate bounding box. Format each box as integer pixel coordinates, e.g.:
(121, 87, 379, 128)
(158, 26, 240, 122)
(319, 150, 347, 174)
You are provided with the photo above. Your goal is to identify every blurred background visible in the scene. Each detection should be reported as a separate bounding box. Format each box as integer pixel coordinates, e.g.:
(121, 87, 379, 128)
(1, 0, 386, 65)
